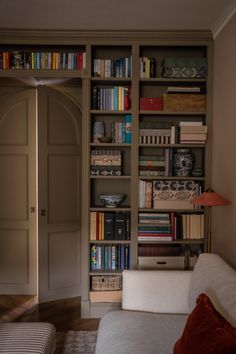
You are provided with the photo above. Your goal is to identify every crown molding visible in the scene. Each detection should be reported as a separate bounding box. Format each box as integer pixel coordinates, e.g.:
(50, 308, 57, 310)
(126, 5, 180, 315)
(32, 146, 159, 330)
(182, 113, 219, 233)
(0, 29, 213, 44)
(212, 2, 236, 38)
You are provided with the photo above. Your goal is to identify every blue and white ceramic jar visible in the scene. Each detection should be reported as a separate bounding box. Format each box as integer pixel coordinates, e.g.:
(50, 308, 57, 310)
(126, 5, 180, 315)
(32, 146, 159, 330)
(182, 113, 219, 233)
(173, 149, 194, 177)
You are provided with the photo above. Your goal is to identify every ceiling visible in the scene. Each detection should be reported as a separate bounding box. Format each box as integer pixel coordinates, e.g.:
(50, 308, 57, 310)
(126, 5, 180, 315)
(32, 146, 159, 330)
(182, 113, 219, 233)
(0, 0, 235, 37)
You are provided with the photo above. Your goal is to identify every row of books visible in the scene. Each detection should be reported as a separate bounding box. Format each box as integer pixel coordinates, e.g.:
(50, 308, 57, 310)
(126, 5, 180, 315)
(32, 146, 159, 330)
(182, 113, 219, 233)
(139, 121, 207, 145)
(90, 244, 130, 270)
(139, 57, 157, 78)
(91, 86, 131, 111)
(0, 51, 86, 70)
(138, 212, 174, 241)
(90, 211, 130, 241)
(139, 180, 201, 210)
(111, 114, 132, 143)
(138, 212, 204, 240)
(139, 150, 173, 177)
(93, 57, 132, 78)
(90, 150, 122, 176)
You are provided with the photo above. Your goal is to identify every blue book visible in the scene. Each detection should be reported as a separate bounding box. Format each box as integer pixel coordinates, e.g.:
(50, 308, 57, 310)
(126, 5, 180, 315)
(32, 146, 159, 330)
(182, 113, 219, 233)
(125, 114, 132, 143)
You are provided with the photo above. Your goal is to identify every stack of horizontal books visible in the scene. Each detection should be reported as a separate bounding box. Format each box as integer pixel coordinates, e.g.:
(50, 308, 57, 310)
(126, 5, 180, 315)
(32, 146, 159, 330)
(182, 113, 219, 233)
(179, 121, 207, 144)
(138, 212, 174, 241)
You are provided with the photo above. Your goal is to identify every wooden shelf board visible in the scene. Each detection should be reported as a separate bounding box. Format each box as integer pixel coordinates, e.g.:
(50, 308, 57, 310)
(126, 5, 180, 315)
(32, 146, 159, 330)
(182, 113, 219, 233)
(90, 207, 131, 212)
(139, 143, 205, 148)
(139, 110, 205, 115)
(91, 77, 131, 82)
(0, 69, 83, 78)
(138, 176, 205, 181)
(89, 270, 123, 275)
(90, 143, 131, 147)
(91, 110, 131, 115)
(90, 175, 131, 180)
(89, 240, 131, 244)
(138, 208, 203, 212)
(138, 239, 204, 244)
(140, 78, 207, 83)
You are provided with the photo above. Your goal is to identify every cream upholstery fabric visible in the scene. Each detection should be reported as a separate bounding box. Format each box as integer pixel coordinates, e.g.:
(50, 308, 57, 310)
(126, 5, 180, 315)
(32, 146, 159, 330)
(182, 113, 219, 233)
(122, 270, 192, 314)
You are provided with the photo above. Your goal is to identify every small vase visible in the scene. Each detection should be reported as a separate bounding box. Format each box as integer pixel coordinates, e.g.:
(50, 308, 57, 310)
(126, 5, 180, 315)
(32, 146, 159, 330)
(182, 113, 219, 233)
(173, 149, 194, 177)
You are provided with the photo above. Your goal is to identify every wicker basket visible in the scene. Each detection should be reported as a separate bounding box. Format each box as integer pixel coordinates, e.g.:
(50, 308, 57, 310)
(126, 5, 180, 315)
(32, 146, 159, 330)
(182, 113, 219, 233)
(91, 275, 122, 291)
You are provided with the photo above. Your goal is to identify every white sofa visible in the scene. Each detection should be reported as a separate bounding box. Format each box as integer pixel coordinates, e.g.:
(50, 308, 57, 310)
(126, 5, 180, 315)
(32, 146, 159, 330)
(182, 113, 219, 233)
(95, 253, 236, 354)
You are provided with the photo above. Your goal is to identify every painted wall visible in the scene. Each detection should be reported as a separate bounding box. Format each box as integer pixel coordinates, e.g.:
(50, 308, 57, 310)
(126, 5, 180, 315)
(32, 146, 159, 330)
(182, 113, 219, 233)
(212, 13, 236, 268)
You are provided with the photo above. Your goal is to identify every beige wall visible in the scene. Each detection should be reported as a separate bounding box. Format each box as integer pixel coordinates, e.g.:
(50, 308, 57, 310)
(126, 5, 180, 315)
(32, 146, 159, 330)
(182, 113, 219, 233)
(212, 13, 236, 268)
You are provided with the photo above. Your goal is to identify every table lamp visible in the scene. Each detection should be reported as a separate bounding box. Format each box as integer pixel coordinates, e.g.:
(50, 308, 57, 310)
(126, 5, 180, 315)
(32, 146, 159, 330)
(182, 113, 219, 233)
(191, 188, 231, 253)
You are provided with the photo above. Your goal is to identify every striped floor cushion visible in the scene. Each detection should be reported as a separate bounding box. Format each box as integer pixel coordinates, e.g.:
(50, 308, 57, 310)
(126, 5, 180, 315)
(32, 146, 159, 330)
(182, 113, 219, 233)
(0, 322, 56, 354)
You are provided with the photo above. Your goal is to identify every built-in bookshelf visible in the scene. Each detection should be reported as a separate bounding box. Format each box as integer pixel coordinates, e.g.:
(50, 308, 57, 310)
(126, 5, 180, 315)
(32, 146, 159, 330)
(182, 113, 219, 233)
(0, 30, 213, 318)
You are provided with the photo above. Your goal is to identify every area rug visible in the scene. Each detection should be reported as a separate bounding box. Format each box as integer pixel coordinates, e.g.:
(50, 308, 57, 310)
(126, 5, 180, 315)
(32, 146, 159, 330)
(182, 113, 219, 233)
(55, 330, 98, 354)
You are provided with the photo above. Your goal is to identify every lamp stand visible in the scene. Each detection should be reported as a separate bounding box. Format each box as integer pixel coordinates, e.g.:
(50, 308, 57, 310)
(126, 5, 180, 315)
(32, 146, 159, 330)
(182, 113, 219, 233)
(207, 206, 212, 253)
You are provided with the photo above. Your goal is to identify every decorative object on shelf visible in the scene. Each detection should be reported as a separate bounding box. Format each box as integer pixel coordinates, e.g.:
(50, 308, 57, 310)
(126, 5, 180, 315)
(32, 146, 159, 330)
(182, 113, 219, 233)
(93, 121, 105, 143)
(191, 168, 204, 177)
(98, 137, 112, 143)
(161, 57, 208, 78)
(191, 188, 231, 253)
(90, 150, 122, 176)
(173, 149, 194, 177)
(99, 193, 126, 208)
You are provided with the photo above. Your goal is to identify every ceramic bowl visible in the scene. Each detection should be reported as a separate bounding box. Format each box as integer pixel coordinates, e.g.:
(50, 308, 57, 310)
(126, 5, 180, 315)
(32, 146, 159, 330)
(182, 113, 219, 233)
(99, 193, 126, 208)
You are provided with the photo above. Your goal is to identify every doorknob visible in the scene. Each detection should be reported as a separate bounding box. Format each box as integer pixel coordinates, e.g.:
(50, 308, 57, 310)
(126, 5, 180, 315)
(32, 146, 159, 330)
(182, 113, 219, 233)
(30, 207, 36, 213)
(41, 209, 47, 216)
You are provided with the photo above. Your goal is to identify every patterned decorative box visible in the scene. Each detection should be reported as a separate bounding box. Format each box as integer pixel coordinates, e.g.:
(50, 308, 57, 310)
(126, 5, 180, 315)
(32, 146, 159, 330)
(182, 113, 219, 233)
(162, 57, 207, 78)
(91, 275, 122, 291)
(90, 150, 122, 176)
(153, 180, 199, 210)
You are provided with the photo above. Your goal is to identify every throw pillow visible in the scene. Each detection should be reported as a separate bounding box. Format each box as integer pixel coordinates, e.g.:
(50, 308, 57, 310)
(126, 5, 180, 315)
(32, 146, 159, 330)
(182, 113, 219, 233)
(173, 293, 236, 354)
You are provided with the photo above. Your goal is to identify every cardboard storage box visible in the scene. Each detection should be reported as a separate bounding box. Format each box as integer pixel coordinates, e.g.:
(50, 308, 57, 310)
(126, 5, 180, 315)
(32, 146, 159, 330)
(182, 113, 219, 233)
(138, 256, 186, 270)
(140, 97, 163, 111)
(163, 93, 206, 112)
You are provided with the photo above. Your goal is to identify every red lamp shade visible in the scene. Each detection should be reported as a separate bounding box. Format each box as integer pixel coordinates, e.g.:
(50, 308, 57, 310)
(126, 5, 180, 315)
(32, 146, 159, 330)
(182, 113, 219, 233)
(192, 188, 231, 207)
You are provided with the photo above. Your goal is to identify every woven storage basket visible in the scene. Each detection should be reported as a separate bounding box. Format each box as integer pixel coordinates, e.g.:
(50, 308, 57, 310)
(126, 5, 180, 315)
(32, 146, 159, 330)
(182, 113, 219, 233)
(92, 275, 122, 291)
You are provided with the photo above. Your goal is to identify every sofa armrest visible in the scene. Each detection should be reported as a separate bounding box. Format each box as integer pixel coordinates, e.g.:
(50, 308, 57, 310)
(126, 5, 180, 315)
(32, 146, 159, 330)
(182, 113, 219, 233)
(122, 270, 192, 314)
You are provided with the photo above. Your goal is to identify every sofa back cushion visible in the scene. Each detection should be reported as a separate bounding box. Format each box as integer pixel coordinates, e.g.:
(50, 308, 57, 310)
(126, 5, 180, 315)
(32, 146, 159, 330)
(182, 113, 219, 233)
(189, 253, 236, 326)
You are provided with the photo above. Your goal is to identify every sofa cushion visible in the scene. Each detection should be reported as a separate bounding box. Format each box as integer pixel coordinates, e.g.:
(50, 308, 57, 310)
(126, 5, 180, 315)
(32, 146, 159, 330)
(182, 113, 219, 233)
(95, 310, 187, 354)
(174, 293, 236, 354)
(189, 253, 236, 326)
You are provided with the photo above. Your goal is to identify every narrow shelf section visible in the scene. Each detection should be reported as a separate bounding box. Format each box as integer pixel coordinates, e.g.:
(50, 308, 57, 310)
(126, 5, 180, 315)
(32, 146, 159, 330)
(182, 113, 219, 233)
(90, 175, 131, 180)
(0, 69, 83, 78)
(138, 144, 206, 148)
(89, 240, 131, 244)
(90, 143, 131, 147)
(91, 110, 132, 115)
(89, 270, 123, 275)
(90, 207, 131, 212)
(139, 110, 205, 115)
(138, 239, 204, 244)
(138, 176, 205, 181)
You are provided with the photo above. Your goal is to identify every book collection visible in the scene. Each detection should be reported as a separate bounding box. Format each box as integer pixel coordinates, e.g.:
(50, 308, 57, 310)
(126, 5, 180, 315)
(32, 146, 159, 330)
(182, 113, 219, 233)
(111, 114, 132, 143)
(0, 50, 86, 70)
(93, 57, 132, 78)
(179, 121, 207, 144)
(138, 212, 204, 241)
(90, 211, 130, 241)
(139, 152, 173, 177)
(139, 120, 207, 145)
(138, 213, 174, 241)
(92, 86, 131, 111)
(139, 180, 201, 210)
(90, 150, 122, 176)
(90, 244, 130, 270)
(139, 57, 157, 78)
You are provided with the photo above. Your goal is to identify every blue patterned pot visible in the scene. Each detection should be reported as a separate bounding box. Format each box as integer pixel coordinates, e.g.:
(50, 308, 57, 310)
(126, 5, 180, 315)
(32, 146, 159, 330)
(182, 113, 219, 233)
(173, 149, 194, 177)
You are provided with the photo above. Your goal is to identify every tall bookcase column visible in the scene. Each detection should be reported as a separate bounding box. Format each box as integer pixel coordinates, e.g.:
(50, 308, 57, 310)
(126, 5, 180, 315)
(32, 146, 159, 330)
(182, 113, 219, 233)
(130, 44, 140, 267)
(81, 44, 92, 318)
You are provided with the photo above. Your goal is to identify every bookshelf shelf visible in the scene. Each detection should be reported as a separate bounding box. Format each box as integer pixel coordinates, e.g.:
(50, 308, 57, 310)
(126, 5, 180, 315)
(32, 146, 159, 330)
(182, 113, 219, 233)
(0, 69, 83, 78)
(89, 240, 131, 244)
(139, 143, 206, 148)
(90, 143, 131, 147)
(138, 239, 204, 245)
(138, 176, 205, 181)
(90, 207, 131, 212)
(89, 270, 123, 275)
(91, 110, 131, 115)
(90, 175, 131, 180)
(138, 208, 203, 213)
(139, 110, 205, 116)
(139, 78, 207, 83)
(91, 77, 132, 83)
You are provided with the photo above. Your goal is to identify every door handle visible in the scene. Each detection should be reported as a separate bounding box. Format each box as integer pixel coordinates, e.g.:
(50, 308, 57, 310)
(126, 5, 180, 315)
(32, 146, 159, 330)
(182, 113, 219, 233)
(41, 209, 47, 216)
(30, 207, 36, 213)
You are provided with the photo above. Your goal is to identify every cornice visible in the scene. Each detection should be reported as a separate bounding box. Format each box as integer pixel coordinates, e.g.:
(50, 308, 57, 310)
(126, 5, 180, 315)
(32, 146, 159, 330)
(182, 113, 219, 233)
(0, 29, 213, 45)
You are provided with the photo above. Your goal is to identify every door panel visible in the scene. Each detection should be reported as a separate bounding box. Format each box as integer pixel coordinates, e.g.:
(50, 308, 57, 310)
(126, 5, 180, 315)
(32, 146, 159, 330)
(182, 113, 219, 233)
(38, 86, 81, 302)
(0, 89, 37, 294)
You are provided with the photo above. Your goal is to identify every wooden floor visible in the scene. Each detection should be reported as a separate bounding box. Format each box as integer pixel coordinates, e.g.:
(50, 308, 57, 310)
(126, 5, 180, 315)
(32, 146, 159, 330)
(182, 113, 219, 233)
(0, 295, 100, 331)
